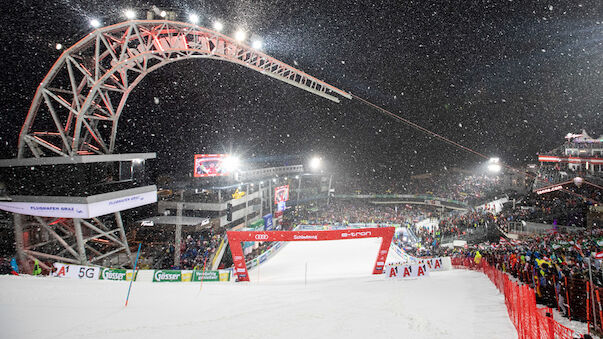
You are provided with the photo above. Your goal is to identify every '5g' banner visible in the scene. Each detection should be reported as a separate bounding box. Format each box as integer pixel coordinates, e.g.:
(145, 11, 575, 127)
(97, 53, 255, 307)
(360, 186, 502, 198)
(52, 263, 100, 280)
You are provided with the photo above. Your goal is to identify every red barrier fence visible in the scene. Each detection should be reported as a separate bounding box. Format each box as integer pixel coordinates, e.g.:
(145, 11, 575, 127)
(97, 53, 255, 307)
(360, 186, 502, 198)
(452, 257, 576, 339)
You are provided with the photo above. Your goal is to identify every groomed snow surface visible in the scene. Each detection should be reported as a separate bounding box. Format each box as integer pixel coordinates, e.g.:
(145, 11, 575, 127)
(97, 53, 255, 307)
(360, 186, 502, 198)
(0, 238, 516, 338)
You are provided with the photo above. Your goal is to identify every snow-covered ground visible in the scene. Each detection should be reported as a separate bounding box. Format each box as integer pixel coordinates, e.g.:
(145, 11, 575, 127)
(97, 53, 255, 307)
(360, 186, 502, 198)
(0, 238, 516, 338)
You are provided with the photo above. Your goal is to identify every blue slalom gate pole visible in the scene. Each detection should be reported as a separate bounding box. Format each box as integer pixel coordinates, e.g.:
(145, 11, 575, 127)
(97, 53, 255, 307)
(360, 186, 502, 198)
(125, 243, 142, 307)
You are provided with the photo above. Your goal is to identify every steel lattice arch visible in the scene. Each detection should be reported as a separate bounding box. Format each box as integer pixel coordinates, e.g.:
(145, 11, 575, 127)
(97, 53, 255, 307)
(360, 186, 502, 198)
(18, 20, 351, 159)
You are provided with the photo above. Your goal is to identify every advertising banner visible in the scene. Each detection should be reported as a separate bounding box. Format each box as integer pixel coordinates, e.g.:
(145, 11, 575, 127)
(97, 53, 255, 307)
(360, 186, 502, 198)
(194, 154, 229, 177)
(263, 214, 273, 231)
(384, 263, 429, 279)
(228, 227, 394, 282)
(277, 201, 286, 212)
(274, 185, 289, 204)
(192, 270, 220, 282)
(53, 263, 100, 280)
(218, 270, 231, 282)
(416, 258, 445, 271)
(99, 268, 128, 281)
(152, 270, 182, 282)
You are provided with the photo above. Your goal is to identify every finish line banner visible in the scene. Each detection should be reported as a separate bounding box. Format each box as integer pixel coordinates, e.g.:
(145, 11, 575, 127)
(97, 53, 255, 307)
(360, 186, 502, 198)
(384, 263, 429, 279)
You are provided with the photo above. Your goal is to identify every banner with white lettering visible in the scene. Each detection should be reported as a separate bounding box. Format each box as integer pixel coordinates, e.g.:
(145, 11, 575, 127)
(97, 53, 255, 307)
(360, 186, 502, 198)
(384, 263, 429, 279)
(52, 263, 100, 280)
(416, 258, 445, 271)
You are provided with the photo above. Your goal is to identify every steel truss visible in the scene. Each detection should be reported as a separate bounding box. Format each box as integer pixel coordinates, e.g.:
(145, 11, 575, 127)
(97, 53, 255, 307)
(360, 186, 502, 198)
(18, 20, 351, 159)
(15, 212, 133, 270)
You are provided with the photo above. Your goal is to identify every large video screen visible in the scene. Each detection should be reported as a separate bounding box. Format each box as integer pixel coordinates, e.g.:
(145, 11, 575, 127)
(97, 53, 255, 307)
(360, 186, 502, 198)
(274, 185, 290, 204)
(194, 154, 229, 177)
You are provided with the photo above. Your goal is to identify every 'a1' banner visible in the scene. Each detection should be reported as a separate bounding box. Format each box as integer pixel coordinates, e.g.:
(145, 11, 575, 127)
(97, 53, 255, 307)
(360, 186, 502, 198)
(384, 263, 429, 279)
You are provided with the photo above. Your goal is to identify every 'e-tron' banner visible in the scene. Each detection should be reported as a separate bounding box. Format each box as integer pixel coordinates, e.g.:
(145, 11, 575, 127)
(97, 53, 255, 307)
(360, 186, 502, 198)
(227, 227, 395, 282)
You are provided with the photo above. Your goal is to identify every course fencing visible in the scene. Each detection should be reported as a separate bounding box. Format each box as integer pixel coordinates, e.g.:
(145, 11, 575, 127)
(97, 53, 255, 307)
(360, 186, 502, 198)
(452, 257, 576, 339)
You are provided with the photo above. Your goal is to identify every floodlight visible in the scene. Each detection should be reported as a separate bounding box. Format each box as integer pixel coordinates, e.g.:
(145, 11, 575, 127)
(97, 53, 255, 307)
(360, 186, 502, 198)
(213, 21, 224, 32)
(90, 19, 101, 28)
(160, 10, 167, 17)
(234, 30, 246, 42)
(55, 43, 63, 50)
(188, 13, 199, 24)
(489, 157, 500, 164)
(252, 39, 263, 49)
(124, 9, 136, 19)
(488, 163, 502, 173)
(222, 156, 240, 172)
(309, 157, 321, 171)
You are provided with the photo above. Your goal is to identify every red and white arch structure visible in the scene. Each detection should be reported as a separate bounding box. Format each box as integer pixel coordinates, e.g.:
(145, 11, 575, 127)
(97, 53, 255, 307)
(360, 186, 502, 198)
(227, 227, 395, 282)
(18, 20, 351, 158)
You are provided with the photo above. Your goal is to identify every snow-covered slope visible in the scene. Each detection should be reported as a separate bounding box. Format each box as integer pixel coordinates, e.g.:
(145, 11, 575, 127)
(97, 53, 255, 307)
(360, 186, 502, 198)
(0, 238, 516, 338)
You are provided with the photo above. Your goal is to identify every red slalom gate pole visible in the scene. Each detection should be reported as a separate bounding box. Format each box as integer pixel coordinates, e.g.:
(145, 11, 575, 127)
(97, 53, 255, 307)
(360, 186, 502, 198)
(198, 255, 209, 291)
(565, 277, 571, 320)
(596, 289, 603, 333)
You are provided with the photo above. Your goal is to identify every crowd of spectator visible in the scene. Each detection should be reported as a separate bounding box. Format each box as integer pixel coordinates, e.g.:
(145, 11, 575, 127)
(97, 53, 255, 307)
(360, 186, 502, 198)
(336, 171, 504, 206)
(289, 201, 433, 226)
(453, 229, 603, 323)
(179, 232, 221, 270)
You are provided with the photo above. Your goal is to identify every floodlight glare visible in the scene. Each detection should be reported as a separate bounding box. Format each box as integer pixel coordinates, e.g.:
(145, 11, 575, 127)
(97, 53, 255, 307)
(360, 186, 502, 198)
(310, 157, 322, 170)
(234, 30, 246, 42)
(213, 21, 224, 32)
(55, 43, 63, 50)
(160, 10, 167, 17)
(188, 13, 199, 24)
(488, 163, 502, 173)
(252, 40, 263, 49)
(222, 156, 240, 172)
(90, 19, 101, 28)
(489, 157, 500, 164)
(124, 9, 136, 19)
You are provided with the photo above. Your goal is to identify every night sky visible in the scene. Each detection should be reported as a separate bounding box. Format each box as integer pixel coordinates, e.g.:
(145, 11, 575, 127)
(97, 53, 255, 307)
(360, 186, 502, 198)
(1, 0, 601, 182)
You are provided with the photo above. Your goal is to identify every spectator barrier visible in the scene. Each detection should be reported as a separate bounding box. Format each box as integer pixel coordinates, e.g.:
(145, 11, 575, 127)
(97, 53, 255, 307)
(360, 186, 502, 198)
(452, 257, 576, 339)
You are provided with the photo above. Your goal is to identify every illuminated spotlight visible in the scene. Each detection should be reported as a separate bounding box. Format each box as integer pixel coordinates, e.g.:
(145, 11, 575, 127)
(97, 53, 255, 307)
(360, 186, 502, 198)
(89, 19, 101, 28)
(488, 163, 502, 173)
(188, 13, 199, 24)
(55, 43, 63, 50)
(309, 157, 322, 171)
(124, 9, 136, 19)
(160, 10, 167, 18)
(234, 30, 247, 42)
(295, 175, 299, 179)
(488, 157, 500, 164)
(222, 156, 240, 172)
(213, 21, 224, 32)
(252, 39, 263, 49)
